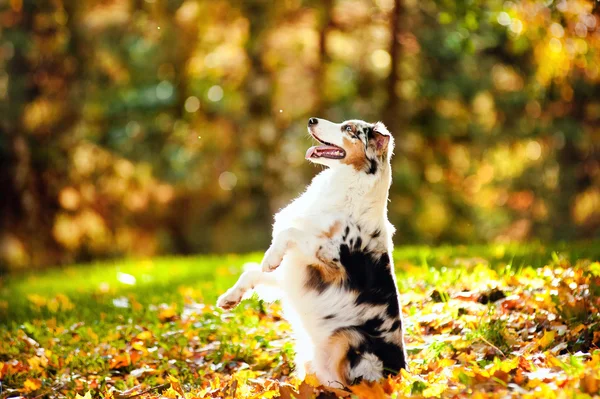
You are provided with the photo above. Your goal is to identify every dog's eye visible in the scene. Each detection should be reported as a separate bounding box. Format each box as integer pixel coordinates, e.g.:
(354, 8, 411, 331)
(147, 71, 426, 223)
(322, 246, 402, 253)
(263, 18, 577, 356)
(345, 126, 353, 132)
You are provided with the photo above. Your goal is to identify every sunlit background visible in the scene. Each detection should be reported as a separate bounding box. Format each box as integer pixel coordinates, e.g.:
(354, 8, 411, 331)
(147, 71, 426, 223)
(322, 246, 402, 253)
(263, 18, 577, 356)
(1, 0, 599, 270)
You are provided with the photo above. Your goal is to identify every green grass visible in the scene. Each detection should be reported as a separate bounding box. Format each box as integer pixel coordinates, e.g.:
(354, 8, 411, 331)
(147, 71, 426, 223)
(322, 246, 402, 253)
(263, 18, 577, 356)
(1, 242, 600, 398)
(4, 241, 599, 323)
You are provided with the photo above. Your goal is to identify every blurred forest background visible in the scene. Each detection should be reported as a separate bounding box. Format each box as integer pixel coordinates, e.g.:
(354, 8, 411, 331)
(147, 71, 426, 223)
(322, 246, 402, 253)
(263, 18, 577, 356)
(1, 0, 599, 271)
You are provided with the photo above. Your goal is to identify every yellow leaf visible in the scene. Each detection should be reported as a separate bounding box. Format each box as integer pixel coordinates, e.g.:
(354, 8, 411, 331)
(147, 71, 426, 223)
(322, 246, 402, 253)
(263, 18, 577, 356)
(23, 378, 42, 393)
(136, 330, 152, 341)
(423, 381, 447, 398)
(572, 324, 586, 335)
(76, 392, 92, 399)
(303, 373, 321, 388)
(537, 330, 556, 349)
(47, 298, 59, 313)
(27, 294, 47, 308)
(132, 340, 145, 351)
(159, 306, 178, 322)
(429, 358, 456, 371)
(168, 375, 185, 398)
(27, 355, 48, 372)
(496, 356, 519, 373)
(161, 388, 180, 399)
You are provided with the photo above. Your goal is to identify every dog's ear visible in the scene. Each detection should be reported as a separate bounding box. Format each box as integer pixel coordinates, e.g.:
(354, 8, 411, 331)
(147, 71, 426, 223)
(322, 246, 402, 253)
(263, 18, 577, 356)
(372, 122, 391, 155)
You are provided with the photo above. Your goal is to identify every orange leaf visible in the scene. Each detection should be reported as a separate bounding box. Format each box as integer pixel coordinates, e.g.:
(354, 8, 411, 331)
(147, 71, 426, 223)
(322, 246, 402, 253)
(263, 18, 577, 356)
(23, 378, 42, 393)
(109, 354, 131, 369)
(294, 381, 316, 399)
(581, 373, 600, 395)
(350, 381, 388, 399)
(321, 385, 352, 397)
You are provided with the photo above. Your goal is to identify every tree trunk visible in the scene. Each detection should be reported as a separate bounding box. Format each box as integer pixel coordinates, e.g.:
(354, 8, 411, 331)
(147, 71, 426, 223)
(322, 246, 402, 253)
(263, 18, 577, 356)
(384, 0, 403, 131)
(316, 0, 333, 112)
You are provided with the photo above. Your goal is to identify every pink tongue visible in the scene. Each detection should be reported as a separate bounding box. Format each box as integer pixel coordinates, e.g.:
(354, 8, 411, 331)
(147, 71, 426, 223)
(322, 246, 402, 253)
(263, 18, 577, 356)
(305, 146, 318, 159)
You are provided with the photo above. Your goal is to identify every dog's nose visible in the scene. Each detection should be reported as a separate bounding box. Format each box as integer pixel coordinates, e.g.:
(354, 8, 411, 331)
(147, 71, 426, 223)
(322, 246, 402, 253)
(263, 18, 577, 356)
(308, 117, 318, 126)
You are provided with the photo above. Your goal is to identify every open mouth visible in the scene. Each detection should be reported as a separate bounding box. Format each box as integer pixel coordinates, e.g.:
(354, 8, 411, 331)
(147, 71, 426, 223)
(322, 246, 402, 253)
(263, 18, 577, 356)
(305, 132, 346, 160)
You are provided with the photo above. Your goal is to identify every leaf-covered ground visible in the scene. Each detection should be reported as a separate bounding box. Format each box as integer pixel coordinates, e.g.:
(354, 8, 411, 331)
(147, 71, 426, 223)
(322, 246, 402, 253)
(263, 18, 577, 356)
(1, 242, 600, 399)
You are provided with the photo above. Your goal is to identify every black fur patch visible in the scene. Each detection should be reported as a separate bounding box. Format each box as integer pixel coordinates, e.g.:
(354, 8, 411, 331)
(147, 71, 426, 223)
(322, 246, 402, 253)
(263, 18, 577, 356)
(342, 226, 350, 241)
(313, 222, 407, 381)
(357, 317, 384, 337)
(337, 245, 400, 318)
(389, 320, 401, 332)
(367, 158, 378, 175)
(344, 335, 407, 377)
(354, 236, 363, 250)
(305, 265, 329, 293)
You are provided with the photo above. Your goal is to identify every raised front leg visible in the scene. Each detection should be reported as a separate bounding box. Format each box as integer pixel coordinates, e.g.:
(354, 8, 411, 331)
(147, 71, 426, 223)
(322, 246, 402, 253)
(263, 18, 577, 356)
(216, 269, 277, 310)
(261, 227, 306, 272)
(261, 226, 342, 273)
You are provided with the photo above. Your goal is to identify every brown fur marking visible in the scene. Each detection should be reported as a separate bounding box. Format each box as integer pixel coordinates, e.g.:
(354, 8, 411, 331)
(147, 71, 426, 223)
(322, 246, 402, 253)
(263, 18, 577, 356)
(305, 261, 346, 291)
(320, 221, 342, 239)
(329, 331, 352, 386)
(327, 329, 363, 386)
(341, 136, 368, 172)
(305, 265, 329, 292)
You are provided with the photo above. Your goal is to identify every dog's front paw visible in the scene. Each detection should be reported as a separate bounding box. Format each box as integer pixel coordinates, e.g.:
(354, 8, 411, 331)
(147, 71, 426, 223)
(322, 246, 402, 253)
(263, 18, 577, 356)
(216, 289, 243, 310)
(261, 247, 283, 272)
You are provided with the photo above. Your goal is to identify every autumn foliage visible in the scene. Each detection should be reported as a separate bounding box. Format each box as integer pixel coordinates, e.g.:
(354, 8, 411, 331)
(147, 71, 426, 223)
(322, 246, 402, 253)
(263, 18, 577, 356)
(1, 246, 600, 398)
(1, 0, 600, 269)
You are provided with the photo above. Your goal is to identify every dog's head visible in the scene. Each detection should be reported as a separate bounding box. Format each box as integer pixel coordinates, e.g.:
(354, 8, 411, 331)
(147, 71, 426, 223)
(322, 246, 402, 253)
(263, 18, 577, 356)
(305, 118, 393, 174)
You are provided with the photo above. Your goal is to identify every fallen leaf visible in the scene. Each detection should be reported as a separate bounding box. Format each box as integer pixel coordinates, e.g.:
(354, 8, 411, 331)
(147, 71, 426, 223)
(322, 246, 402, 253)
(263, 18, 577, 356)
(23, 378, 42, 393)
(350, 381, 388, 399)
(537, 330, 556, 350)
(168, 375, 186, 398)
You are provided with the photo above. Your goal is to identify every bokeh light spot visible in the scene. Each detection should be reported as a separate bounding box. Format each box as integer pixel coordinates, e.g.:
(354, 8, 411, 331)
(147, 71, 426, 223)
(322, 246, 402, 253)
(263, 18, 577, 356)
(59, 187, 81, 211)
(510, 19, 523, 35)
(126, 121, 141, 137)
(575, 22, 588, 38)
(550, 23, 564, 38)
(156, 81, 174, 100)
(549, 38, 562, 53)
(184, 96, 200, 113)
(218, 171, 237, 191)
(526, 141, 542, 161)
(497, 12, 511, 26)
(370, 49, 391, 70)
(207, 85, 224, 102)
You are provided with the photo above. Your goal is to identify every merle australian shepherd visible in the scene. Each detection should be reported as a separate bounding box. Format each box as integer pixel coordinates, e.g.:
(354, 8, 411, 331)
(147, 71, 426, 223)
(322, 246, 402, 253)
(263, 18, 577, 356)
(217, 117, 407, 387)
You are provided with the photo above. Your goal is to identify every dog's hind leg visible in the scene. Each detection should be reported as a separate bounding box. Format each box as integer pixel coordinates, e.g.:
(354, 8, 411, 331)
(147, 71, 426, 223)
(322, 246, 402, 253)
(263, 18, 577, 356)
(216, 268, 278, 310)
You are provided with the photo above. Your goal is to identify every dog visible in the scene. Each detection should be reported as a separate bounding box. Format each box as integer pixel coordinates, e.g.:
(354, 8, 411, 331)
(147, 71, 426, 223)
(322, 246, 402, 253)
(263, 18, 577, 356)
(217, 117, 407, 387)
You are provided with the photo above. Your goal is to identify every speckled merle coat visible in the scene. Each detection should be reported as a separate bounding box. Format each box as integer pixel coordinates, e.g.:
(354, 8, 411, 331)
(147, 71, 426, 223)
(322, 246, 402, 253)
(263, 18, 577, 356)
(217, 118, 407, 387)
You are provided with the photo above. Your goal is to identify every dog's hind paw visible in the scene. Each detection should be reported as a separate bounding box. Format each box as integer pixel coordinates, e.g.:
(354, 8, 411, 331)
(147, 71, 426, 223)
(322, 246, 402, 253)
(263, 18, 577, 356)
(216, 289, 243, 310)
